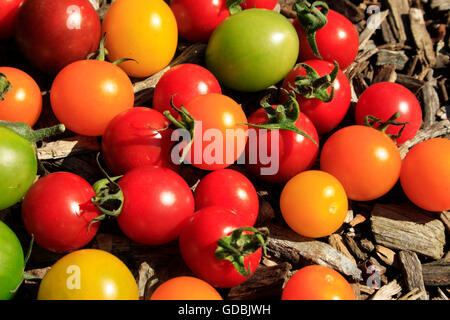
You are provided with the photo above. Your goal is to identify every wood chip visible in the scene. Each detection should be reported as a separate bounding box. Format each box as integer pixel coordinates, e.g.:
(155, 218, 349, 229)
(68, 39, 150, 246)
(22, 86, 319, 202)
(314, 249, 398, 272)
(37, 136, 100, 160)
(422, 70, 441, 128)
(398, 251, 428, 300)
(328, 234, 357, 265)
(409, 8, 437, 66)
(386, 0, 408, 43)
(440, 211, 450, 233)
(421, 260, 450, 286)
(344, 235, 368, 261)
(136, 262, 156, 300)
(373, 63, 397, 83)
(398, 288, 428, 300)
(370, 204, 446, 259)
(375, 245, 397, 267)
(349, 213, 367, 227)
(376, 49, 409, 70)
(267, 225, 362, 281)
(359, 10, 390, 50)
(370, 279, 402, 300)
(360, 239, 375, 253)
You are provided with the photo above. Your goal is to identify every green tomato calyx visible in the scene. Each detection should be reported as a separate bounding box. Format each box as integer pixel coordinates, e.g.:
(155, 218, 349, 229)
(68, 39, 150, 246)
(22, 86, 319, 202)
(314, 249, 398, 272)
(226, 0, 245, 15)
(216, 227, 269, 277)
(0, 120, 66, 144)
(242, 91, 318, 146)
(0, 73, 12, 101)
(364, 112, 409, 141)
(293, 61, 339, 103)
(293, 0, 329, 59)
(88, 154, 124, 232)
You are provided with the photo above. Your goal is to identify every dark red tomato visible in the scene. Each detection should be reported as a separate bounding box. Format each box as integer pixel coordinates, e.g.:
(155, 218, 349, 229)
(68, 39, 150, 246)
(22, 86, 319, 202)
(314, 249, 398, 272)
(240, 0, 278, 10)
(245, 107, 319, 183)
(281, 60, 351, 135)
(153, 64, 222, 118)
(194, 169, 259, 226)
(179, 206, 262, 288)
(21, 172, 101, 253)
(0, 0, 24, 39)
(117, 166, 195, 246)
(170, 0, 230, 42)
(14, 0, 101, 73)
(355, 82, 423, 145)
(293, 9, 359, 70)
(102, 107, 178, 176)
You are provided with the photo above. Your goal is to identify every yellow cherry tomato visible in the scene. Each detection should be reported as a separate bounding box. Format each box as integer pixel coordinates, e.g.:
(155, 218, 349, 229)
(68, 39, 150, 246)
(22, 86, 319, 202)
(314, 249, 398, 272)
(37, 249, 139, 300)
(150, 276, 223, 300)
(280, 170, 348, 238)
(102, 0, 178, 78)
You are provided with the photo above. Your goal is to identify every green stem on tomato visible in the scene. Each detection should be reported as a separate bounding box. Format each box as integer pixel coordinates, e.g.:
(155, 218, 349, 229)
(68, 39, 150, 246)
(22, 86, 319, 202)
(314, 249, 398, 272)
(364, 112, 409, 141)
(0, 121, 66, 144)
(0, 73, 12, 101)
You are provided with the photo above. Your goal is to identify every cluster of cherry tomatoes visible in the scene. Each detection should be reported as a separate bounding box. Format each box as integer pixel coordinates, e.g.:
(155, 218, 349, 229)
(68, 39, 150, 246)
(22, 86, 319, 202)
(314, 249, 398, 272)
(1, 0, 449, 301)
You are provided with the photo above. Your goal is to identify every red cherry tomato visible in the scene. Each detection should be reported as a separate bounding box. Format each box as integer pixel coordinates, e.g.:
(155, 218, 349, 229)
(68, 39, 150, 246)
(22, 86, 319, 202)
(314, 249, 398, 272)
(293, 9, 359, 70)
(102, 107, 178, 176)
(281, 60, 351, 134)
(14, 0, 101, 74)
(117, 166, 195, 246)
(153, 64, 222, 118)
(170, 0, 230, 42)
(0, 0, 24, 39)
(282, 265, 355, 300)
(21, 172, 101, 253)
(245, 107, 319, 183)
(194, 169, 259, 226)
(179, 206, 262, 288)
(400, 138, 450, 212)
(355, 82, 422, 145)
(240, 0, 278, 10)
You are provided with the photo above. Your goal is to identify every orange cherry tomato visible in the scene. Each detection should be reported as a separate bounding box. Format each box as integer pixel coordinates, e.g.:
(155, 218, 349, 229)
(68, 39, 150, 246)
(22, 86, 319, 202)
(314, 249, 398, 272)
(50, 60, 134, 136)
(102, 0, 178, 78)
(400, 138, 450, 212)
(280, 170, 348, 238)
(150, 276, 223, 300)
(320, 125, 402, 201)
(282, 265, 355, 300)
(0, 67, 42, 126)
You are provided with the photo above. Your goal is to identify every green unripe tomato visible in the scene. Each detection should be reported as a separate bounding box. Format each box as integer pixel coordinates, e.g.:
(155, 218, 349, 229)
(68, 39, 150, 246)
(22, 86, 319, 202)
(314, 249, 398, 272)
(0, 125, 37, 210)
(206, 9, 299, 92)
(0, 221, 24, 300)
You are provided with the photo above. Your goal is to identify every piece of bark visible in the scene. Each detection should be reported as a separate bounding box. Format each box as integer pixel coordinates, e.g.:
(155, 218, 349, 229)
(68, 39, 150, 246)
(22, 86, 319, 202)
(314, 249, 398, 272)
(422, 72, 441, 128)
(373, 64, 397, 83)
(344, 235, 368, 261)
(370, 204, 446, 259)
(376, 49, 409, 70)
(375, 245, 398, 267)
(398, 288, 428, 300)
(396, 73, 425, 93)
(360, 239, 375, 253)
(359, 10, 390, 50)
(37, 136, 100, 160)
(440, 211, 450, 233)
(370, 279, 402, 300)
(24, 266, 51, 281)
(361, 257, 387, 290)
(328, 234, 357, 265)
(436, 287, 449, 300)
(385, 0, 409, 43)
(381, 19, 396, 44)
(398, 120, 450, 158)
(421, 260, 450, 286)
(267, 225, 362, 281)
(398, 251, 428, 300)
(349, 213, 367, 227)
(227, 263, 292, 300)
(430, 0, 450, 11)
(409, 8, 437, 66)
(136, 262, 156, 300)
(323, 0, 365, 23)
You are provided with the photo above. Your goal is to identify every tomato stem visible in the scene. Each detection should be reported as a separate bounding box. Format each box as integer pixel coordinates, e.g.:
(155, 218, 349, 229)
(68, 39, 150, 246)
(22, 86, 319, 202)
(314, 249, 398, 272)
(215, 227, 269, 277)
(293, 0, 329, 59)
(226, 0, 245, 15)
(10, 235, 37, 294)
(364, 112, 410, 141)
(0, 121, 66, 144)
(241, 92, 318, 145)
(0, 73, 12, 101)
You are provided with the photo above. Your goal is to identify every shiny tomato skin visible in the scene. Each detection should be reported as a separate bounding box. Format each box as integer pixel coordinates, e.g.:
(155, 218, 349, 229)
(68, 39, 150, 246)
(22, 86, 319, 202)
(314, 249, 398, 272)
(293, 9, 359, 70)
(240, 0, 278, 10)
(181, 93, 248, 171)
(194, 169, 259, 226)
(245, 107, 319, 183)
(102, 0, 178, 78)
(170, 0, 229, 43)
(14, 0, 101, 73)
(282, 265, 355, 300)
(400, 138, 450, 212)
(102, 107, 178, 176)
(153, 64, 222, 118)
(179, 206, 262, 288)
(0, 67, 42, 127)
(21, 172, 101, 253)
(117, 166, 195, 246)
(320, 125, 402, 201)
(50, 60, 134, 136)
(281, 60, 351, 135)
(0, 0, 24, 39)
(37, 249, 139, 300)
(280, 170, 348, 238)
(355, 82, 422, 145)
(150, 276, 223, 300)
